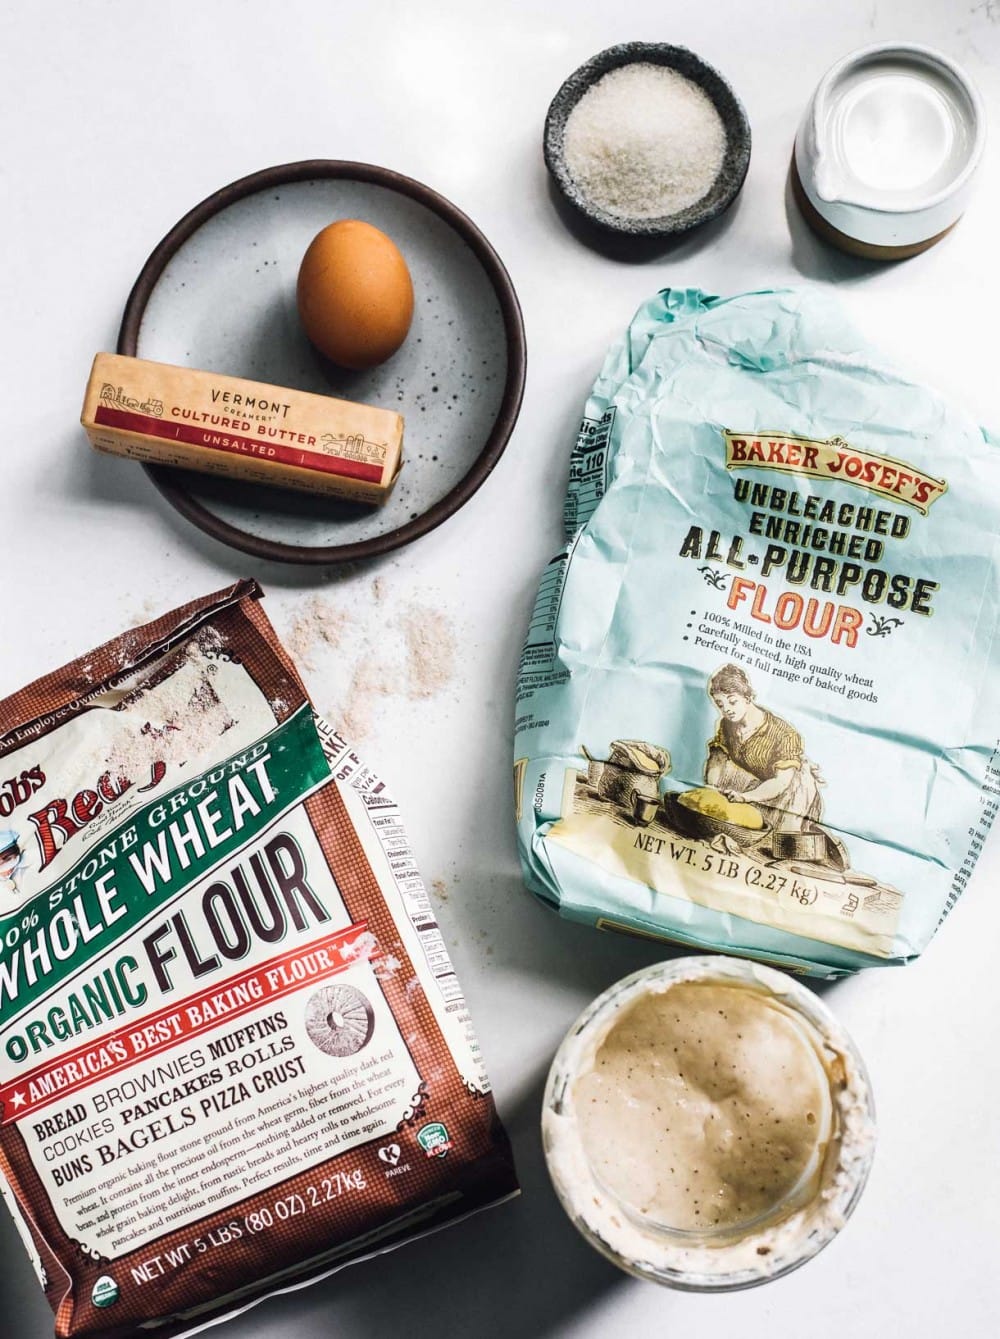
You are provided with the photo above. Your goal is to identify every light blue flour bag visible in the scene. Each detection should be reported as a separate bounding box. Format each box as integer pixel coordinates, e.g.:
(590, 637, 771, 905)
(514, 287, 1000, 977)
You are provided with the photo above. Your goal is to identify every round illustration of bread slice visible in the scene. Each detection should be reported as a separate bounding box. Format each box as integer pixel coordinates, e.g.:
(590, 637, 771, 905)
(305, 985, 376, 1057)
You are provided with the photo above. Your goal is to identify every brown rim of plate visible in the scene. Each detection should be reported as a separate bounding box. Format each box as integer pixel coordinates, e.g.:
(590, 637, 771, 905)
(117, 159, 527, 565)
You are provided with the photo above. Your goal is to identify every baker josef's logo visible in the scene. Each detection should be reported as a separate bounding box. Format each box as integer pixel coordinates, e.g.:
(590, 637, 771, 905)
(722, 430, 947, 515)
(0, 768, 45, 819)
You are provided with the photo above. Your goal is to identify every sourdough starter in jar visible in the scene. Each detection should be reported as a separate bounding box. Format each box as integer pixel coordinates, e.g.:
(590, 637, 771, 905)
(543, 956, 875, 1289)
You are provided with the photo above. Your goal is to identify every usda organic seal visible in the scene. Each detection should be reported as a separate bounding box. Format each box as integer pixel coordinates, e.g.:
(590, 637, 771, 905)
(92, 1276, 119, 1309)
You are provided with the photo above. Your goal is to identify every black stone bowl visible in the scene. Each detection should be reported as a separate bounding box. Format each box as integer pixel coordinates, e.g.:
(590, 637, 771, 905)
(544, 42, 751, 239)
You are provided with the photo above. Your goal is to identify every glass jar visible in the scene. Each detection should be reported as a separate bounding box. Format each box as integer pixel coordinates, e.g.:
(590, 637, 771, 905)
(542, 955, 876, 1290)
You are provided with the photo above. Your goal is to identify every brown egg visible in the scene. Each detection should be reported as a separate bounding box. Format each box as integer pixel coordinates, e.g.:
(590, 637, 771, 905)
(296, 220, 414, 370)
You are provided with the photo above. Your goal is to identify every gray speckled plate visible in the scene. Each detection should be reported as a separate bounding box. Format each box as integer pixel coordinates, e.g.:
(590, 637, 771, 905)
(118, 161, 526, 564)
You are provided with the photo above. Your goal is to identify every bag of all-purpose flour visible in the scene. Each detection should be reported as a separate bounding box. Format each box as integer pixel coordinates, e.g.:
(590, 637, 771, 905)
(515, 287, 1000, 978)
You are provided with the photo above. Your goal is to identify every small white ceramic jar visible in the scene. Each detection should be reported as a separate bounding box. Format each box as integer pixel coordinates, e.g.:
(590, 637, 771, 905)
(542, 956, 876, 1290)
(793, 42, 985, 258)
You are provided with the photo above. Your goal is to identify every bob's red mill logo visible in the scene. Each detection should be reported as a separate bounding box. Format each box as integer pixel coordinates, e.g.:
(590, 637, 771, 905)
(722, 431, 948, 515)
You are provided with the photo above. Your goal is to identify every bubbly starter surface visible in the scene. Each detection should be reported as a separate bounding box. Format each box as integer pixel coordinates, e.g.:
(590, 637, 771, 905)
(573, 980, 835, 1235)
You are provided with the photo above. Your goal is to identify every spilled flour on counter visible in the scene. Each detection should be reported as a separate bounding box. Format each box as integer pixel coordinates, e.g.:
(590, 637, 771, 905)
(127, 596, 160, 629)
(341, 664, 395, 742)
(401, 608, 455, 699)
(276, 579, 459, 742)
(284, 596, 349, 671)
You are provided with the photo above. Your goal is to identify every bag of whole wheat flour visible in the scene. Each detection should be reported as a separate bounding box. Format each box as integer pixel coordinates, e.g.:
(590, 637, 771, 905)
(0, 580, 516, 1337)
(515, 287, 1000, 978)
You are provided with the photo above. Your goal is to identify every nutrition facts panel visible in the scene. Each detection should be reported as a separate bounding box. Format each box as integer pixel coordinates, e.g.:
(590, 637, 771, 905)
(518, 550, 570, 674)
(365, 804, 465, 1007)
(315, 716, 466, 1009)
(564, 408, 614, 533)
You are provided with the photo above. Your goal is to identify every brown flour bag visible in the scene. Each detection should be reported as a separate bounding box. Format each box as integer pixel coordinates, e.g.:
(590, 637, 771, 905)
(0, 580, 516, 1336)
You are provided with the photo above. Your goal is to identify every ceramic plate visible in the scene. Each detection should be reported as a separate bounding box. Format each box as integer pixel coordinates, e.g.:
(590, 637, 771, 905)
(118, 161, 526, 563)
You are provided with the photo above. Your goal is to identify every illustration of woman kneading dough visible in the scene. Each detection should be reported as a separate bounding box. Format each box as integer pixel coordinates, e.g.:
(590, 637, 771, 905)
(705, 665, 823, 834)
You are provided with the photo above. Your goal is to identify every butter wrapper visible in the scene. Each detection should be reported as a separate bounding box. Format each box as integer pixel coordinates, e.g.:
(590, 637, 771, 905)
(81, 353, 403, 504)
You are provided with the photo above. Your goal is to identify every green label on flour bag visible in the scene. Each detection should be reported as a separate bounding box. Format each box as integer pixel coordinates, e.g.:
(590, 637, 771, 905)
(515, 288, 1000, 978)
(417, 1121, 452, 1157)
(0, 706, 330, 1032)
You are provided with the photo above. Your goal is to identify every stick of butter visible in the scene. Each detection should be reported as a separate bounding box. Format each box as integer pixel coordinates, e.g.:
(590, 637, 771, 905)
(81, 353, 404, 505)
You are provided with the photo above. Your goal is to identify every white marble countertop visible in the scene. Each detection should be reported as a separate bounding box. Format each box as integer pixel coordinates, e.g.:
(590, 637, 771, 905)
(2, 2, 999, 1336)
